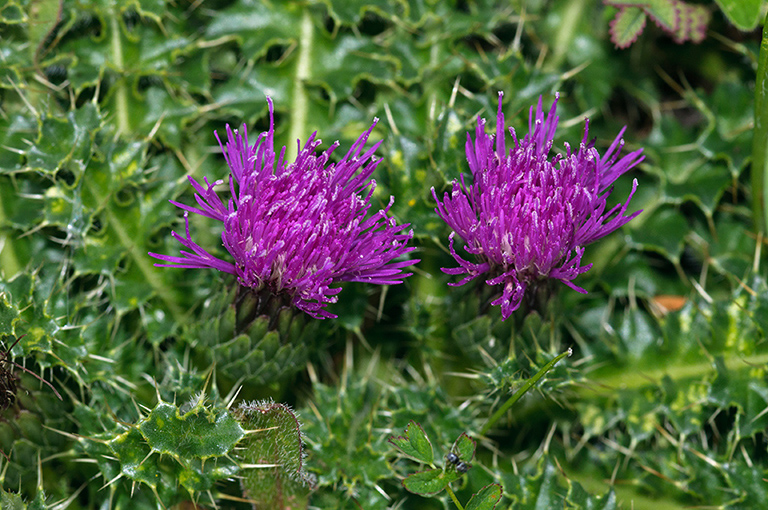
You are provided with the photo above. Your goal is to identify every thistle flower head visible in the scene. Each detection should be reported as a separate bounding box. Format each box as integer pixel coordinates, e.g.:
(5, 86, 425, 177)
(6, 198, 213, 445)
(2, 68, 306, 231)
(150, 98, 417, 319)
(432, 93, 644, 319)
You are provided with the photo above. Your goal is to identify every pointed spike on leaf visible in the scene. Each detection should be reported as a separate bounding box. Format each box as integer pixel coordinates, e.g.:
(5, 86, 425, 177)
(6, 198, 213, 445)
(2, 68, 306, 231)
(465, 483, 503, 510)
(388, 420, 434, 464)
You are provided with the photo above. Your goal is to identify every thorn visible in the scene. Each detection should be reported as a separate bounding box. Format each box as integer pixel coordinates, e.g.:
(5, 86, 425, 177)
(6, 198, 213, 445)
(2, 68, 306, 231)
(207, 489, 219, 510)
(131, 396, 145, 420)
(152, 377, 162, 404)
(203, 362, 215, 397)
(225, 383, 244, 411)
(49, 479, 89, 510)
(449, 76, 460, 108)
(383, 103, 400, 136)
(36, 451, 43, 491)
(306, 362, 318, 385)
(151, 486, 168, 510)
(243, 426, 280, 435)
(42, 425, 81, 440)
(138, 450, 154, 468)
(146, 111, 167, 141)
(9, 80, 38, 117)
(100, 473, 123, 491)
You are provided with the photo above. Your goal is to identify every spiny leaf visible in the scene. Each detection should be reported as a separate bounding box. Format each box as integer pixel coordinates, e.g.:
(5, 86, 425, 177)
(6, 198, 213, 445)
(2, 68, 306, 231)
(504, 459, 617, 509)
(108, 428, 159, 489)
(0, 489, 26, 510)
(0, 2, 25, 24)
(318, 0, 405, 26)
(139, 399, 245, 459)
(204, 0, 304, 61)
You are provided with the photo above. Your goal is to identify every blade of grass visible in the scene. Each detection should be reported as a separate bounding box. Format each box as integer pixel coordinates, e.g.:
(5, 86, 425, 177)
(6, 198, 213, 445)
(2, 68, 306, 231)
(480, 348, 572, 436)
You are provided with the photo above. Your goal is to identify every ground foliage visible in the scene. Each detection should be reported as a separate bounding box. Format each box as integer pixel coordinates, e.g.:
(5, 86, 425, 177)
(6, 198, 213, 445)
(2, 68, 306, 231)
(0, 0, 766, 508)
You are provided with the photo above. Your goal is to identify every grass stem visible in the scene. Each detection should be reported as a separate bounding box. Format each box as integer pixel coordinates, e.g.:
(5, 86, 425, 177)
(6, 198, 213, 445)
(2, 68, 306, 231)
(480, 348, 571, 436)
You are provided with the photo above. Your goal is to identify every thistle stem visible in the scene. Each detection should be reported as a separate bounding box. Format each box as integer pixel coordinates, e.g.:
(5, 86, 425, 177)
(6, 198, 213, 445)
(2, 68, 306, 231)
(480, 348, 571, 436)
(110, 7, 130, 136)
(288, 8, 314, 161)
(753, 10, 768, 233)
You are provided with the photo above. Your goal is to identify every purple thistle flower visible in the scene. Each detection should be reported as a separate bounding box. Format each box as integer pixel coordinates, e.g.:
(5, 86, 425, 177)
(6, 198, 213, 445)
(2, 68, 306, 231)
(150, 98, 417, 319)
(432, 93, 644, 320)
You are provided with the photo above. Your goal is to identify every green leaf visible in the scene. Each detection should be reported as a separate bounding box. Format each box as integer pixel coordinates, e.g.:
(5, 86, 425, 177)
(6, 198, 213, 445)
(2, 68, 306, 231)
(608, 7, 647, 49)
(604, 0, 678, 32)
(402, 468, 447, 496)
(108, 428, 159, 489)
(465, 483, 503, 510)
(205, 0, 303, 61)
(318, 0, 405, 26)
(505, 458, 617, 510)
(643, 0, 679, 32)
(673, 3, 710, 43)
(26, 104, 102, 179)
(452, 432, 475, 463)
(388, 420, 434, 464)
(0, 489, 26, 510)
(628, 206, 688, 262)
(139, 400, 244, 459)
(713, 0, 762, 31)
(0, 2, 25, 24)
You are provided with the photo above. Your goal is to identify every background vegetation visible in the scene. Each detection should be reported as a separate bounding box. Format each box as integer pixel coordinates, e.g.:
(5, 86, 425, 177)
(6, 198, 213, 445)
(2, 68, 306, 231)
(0, 0, 766, 508)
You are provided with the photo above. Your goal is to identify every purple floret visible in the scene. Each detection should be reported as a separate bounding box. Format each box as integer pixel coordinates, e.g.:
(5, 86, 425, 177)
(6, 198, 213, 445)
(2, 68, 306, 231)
(150, 98, 417, 319)
(432, 93, 644, 320)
